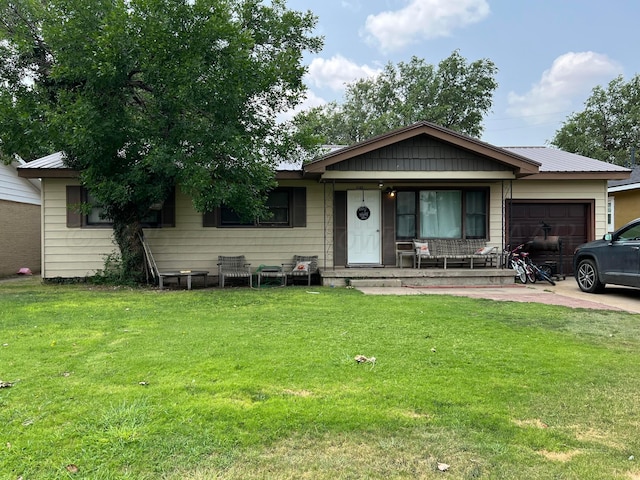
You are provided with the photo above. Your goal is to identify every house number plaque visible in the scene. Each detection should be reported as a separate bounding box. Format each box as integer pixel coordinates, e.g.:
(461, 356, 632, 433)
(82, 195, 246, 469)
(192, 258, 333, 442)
(356, 206, 371, 220)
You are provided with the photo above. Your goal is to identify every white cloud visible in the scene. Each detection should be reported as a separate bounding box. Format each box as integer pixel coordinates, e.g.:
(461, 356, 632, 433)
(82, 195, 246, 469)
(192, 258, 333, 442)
(506, 52, 623, 125)
(341, 0, 362, 11)
(363, 0, 490, 53)
(306, 54, 381, 91)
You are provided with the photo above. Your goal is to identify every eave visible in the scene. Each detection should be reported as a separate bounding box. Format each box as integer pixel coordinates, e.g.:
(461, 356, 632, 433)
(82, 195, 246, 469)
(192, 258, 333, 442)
(18, 168, 79, 179)
(275, 171, 304, 180)
(521, 172, 632, 181)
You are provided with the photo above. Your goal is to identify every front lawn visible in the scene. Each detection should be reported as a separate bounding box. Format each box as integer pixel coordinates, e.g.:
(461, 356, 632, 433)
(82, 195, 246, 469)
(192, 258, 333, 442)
(1, 278, 639, 479)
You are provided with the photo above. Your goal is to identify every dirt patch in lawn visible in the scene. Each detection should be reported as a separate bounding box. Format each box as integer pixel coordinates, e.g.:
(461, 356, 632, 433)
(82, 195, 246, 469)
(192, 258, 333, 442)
(537, 449, 582, 462)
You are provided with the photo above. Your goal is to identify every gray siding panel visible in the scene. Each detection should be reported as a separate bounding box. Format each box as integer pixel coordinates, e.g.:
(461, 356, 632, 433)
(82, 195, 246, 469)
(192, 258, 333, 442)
(328, 137, 511, 172)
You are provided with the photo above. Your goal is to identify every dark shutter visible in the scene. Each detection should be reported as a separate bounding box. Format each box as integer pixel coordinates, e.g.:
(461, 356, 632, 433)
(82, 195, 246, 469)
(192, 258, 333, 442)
(333, 191, 347, 266)
(202, 210, 217, 227)
(160, 188, 175, 227)
(382, 193, 396, 265)
(291, 187, 306, 227)
(66, 185, 83, 228)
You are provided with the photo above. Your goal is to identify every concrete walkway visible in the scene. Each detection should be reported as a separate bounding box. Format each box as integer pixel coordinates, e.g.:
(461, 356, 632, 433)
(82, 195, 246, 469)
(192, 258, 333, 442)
(356, 278, 640, 314)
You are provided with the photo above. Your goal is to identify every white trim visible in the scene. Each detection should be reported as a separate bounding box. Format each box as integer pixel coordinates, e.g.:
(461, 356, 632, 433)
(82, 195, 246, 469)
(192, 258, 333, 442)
(607, 196, 615, 232)
(608, 183, 640, 193)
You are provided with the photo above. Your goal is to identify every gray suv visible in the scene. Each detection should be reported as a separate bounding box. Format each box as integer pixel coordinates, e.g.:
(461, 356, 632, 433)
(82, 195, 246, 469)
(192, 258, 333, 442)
(573, 217, 640, 293)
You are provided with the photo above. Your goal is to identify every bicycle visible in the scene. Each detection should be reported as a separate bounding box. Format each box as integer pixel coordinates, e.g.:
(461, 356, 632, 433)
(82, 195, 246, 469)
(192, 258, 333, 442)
(504, 244, 534, 284)
(520, 251, 556, 285)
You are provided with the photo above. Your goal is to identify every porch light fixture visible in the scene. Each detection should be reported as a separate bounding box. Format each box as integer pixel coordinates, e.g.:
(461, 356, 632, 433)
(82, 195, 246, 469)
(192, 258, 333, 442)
(385, 187, 396, 197)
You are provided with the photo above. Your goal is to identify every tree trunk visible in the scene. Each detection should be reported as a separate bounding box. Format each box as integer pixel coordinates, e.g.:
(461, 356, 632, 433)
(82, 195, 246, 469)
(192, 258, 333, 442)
(112, 217, 146, 284)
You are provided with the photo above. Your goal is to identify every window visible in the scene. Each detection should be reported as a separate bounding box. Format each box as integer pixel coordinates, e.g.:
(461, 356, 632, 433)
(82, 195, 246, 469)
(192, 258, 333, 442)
(419, 190, 462, 238)
(205, 187, 307, 228)
(396, 191, 416, 238)
(264, 190, 290, 225)
(464, 190, 487, 238)
(86, 193, 112, 226)
(396, 188, 488, 240)
(617, 221, 640, 241)
(66, 186, 175, 228)
(607, 197, 615, 232)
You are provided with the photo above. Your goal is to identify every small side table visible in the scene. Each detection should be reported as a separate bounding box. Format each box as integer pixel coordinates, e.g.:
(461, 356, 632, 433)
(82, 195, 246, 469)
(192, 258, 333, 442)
(258, 266, 286, 287)
(397, 251, 416, 268)
(158, 270, 209, 290)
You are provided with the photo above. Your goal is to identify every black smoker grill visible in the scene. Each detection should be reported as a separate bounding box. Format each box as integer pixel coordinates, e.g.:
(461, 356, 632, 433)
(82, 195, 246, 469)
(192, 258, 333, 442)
(524, 235, 566, 280)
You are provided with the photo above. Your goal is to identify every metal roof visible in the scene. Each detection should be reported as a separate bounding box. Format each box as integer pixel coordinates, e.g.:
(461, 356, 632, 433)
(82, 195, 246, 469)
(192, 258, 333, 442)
(19, 146, 631, 176)
(18, 151, 66, 169)
(502, 147, 630, 173)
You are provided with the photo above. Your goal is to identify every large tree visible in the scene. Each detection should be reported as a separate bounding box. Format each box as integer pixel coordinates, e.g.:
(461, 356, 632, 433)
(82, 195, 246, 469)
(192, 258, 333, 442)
(551, 75, 640, 166)
(0, 0, 322, 282)
(293, 51, 498, 145)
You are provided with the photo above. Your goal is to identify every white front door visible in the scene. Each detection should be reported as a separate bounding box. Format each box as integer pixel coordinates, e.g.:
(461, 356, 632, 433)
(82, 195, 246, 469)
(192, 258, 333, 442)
(347, 190, 381, 265)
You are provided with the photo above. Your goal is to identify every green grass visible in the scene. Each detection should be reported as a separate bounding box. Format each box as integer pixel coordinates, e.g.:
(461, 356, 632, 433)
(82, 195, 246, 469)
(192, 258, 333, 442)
(1, 277, 640, 479)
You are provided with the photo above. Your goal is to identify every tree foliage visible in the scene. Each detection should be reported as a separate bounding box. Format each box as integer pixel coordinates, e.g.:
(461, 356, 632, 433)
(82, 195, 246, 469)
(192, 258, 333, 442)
(293, 50, 498, 145)
(0, 0, 321, 282)
(551, 75, 640, 166)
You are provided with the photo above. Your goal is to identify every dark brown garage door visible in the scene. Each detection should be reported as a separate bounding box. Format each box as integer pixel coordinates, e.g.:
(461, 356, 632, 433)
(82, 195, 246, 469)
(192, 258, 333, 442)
(507, 202, 591, 276)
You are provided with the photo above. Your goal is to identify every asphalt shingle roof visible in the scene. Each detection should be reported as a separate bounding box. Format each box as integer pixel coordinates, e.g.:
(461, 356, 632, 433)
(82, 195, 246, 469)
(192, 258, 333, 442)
(609, 165, 640, 188)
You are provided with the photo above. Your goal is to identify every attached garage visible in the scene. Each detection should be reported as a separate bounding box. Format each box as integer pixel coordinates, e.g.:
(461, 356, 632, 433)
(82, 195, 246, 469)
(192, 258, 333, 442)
(507, 200, 593, 276)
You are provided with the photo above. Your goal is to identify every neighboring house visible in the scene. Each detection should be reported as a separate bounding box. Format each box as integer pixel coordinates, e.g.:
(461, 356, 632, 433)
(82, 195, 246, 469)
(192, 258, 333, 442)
(0, 157, 42, 277)
(17, 121, 630, 281)
(608, 165, 640, 231)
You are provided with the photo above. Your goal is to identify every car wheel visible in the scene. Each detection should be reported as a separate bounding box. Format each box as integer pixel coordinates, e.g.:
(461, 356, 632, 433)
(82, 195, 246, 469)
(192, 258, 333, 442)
(576, 258, 605, 293)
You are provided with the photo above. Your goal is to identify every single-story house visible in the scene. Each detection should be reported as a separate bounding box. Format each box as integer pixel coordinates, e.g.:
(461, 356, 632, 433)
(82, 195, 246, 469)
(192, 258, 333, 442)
(0, 157, 41, 278)
(17, 121, 630, 284)
(608, 165, 640, 231)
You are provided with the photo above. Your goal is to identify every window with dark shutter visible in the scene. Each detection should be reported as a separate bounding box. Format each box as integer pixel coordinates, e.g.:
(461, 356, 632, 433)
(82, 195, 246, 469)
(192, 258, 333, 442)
(65, 185, 175, 228)
(203, 187, 306, 228)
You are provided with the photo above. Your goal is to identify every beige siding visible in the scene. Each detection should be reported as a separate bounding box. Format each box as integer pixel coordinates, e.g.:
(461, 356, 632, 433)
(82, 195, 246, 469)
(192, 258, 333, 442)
(40, 176, 610, 278)
(513, 179, 608, 238)
(41, 178, 327, 278)
(488, 182, 506, 249)
(42, 179, 117, 278)
(145, 180, 327, 273)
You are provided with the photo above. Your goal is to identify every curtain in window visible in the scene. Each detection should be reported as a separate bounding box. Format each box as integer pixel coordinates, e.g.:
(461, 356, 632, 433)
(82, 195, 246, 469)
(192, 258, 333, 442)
(419, 191, 461, 238)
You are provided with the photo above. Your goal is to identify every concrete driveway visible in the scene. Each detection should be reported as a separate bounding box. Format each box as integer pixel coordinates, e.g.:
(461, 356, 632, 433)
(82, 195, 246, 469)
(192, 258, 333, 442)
(356, 278, 640, 314)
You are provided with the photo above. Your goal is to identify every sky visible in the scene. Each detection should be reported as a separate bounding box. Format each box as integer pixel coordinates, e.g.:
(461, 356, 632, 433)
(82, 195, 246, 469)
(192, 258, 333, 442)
(285, 0, 640, 147)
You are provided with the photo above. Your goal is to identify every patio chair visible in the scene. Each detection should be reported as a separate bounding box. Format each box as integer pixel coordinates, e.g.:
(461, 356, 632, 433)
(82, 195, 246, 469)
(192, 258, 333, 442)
(218, 255, 252, 288)
(284, 255, 319, 286)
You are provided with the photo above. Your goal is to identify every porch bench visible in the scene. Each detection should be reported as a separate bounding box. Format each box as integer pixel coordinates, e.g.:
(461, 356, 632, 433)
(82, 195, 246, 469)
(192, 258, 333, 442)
(414, 238, 499, 269)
